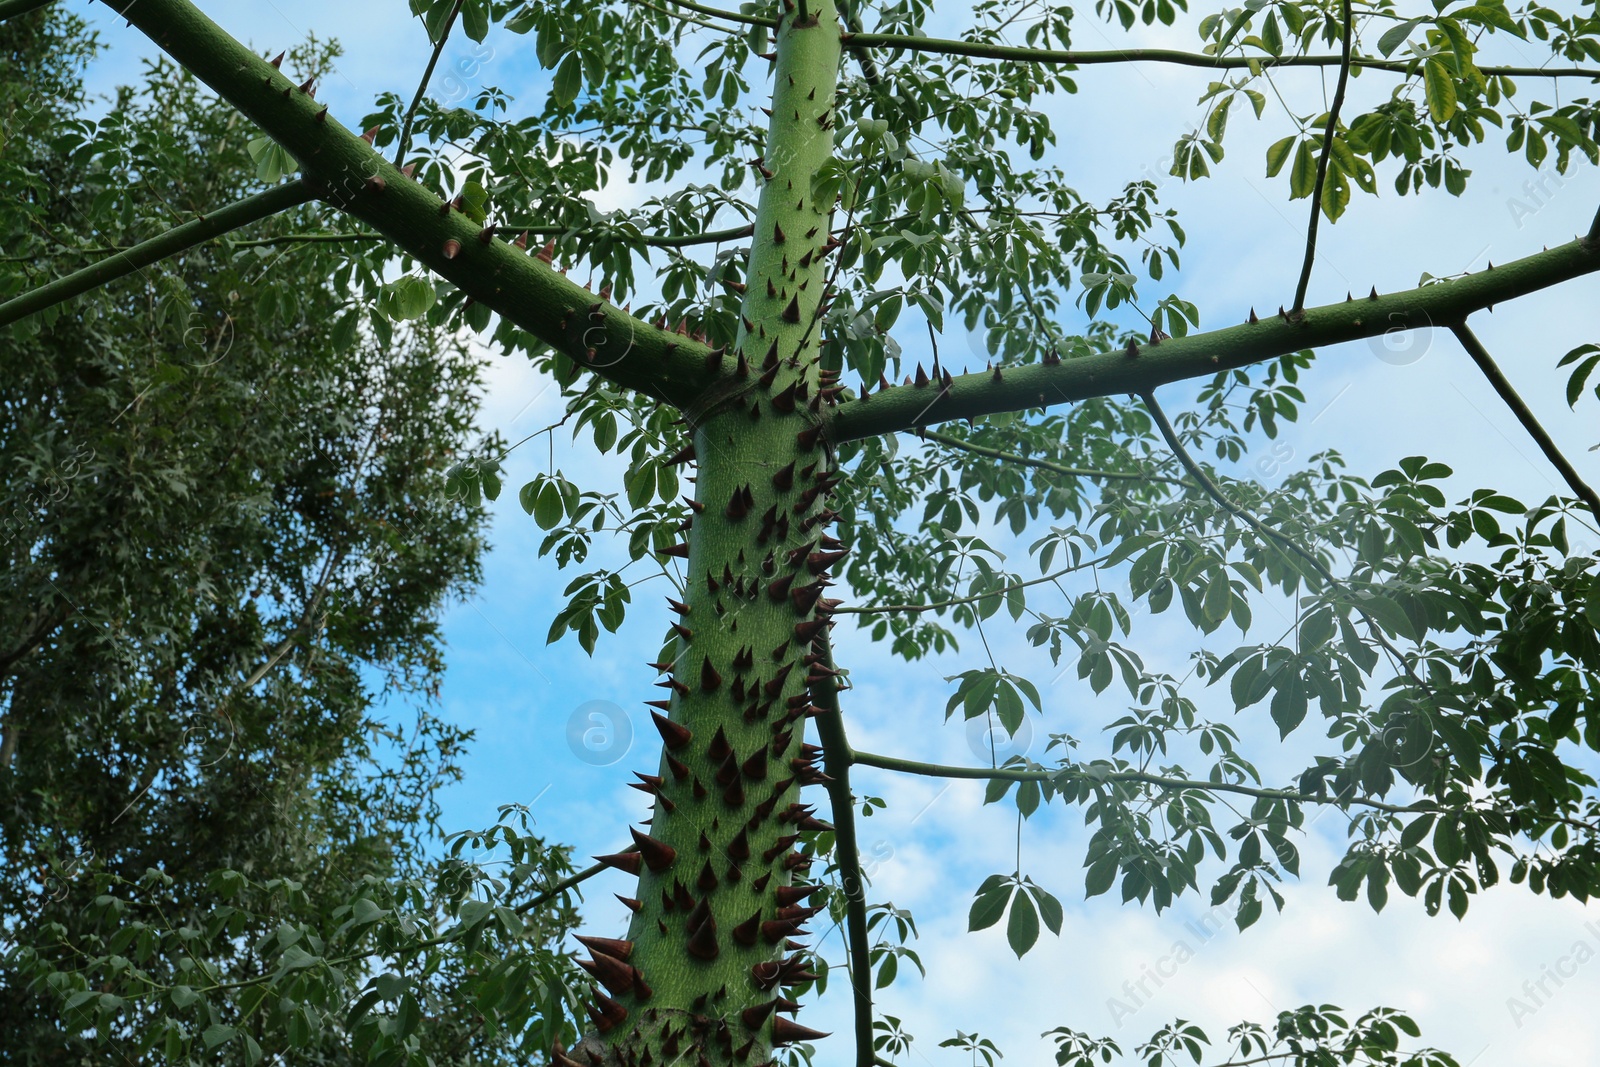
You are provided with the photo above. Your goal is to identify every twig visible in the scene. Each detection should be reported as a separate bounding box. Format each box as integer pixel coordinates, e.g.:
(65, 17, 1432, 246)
(834, 557, 1107, 615)
(664, 0, 774, 27)
(0, 0, 54, 20)
(1140, 392, 1338, 583)
(1291, 0, 1353, 315)
(807, 630, 875, 1067)
(394, 0, 464, 166)
(837, 31, 1600, 80)
(491, 222, 755, 247)
(512, 846, 634, 915)
(921, 428, 1192, 486)
(849, 750, 1427, 815)
(1450, 323, 1600, 523)
(0, 181, 315, 328)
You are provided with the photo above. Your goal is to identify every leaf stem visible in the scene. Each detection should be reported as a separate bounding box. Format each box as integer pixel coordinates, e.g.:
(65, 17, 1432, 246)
(1291, 0, 1353, 315)
(394, 0, 465, 166)
(1449, 323, 1600, 523)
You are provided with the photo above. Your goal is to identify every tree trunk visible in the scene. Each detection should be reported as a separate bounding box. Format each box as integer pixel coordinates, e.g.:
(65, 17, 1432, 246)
(558, 4, 846, 1064)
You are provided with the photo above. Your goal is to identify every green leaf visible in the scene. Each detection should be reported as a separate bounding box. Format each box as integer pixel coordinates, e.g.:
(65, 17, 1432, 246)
(1036, 888, 1064, 935)
(1378, 18, 1426, 56)
(331, 310, 359, 351)
(1424, 57, 1458, 124)
(1265, 136, 1297, 177)
(1084, 859, 1117, 898)
(1454, 5, 1523, 37)
(1399, 812, 1435, 850)
(203, 1024, 237, 1050)
(459, 180, 490, 224)
(382, 276, 437, 321)
(553, 52, 584, 108)
(968, 884, 1011, 931)
(460, 0, 490, 42)
(245, 136, 296, 183)
(1288, 139, 1317, 199)
(1006, 890, 1040, 957)
(535, 480, 565, 529)
(1260, 12, 1283, 55)
(1203, 571, 1232, 623)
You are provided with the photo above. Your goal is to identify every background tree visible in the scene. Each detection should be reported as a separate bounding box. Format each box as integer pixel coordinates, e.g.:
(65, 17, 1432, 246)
(1, 10, 585, 1063)
(2, 0, 1598, 1065)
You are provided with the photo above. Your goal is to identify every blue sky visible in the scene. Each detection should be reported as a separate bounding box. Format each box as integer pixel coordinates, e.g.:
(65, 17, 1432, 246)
(64, 0, 1600, 1063)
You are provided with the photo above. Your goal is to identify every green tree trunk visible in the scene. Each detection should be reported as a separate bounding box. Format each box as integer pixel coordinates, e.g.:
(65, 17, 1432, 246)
(561, 3, 846, 1063)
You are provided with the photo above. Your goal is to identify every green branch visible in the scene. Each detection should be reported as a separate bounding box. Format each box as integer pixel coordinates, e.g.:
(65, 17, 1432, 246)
(0, 181, 315, 328)
(512, 849, 630, 915)
(657, 0, 1600, 81)
(0, 0, 54, 21)
(808, 632, 875, 1067)
(921, 428, 1191, 486)
(825, 229, 1600, 441)
(393, 0, 464, 165)
(838, 32, 1600, 80)
(491, 222, 755, 247)
(833, 557, 1108, 615)
(849, 749, 1425, 815)
(1291, 0, 1352, 315)
(100, 0, 718, 408)
(666, 0, 774, 27)
(1450, 323, 1600, 523)
(1140, 390, 1438, 702)
(199, 221, 755, 252)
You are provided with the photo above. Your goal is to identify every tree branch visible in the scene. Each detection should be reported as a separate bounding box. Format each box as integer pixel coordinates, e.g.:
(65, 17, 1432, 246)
(837, 31, 1600, 80)
(1140, 392, 1335, 584)
(177, 221, 756, 253)
(834, 557, 1108, 615)
(393, 0, 464, 166)
(100, 0, 721, 409)
(1291, 0, 1352, 315)
(806, 630, 875, 1067)
(512, 850, 630, 915)
(658, 0, 1600, 83)
(921, 428, 1191, 486)
(1450, 323, 1600, 523)
(666, 0, 774, 27)
(491, 222, 755, 247)
(0, 604, 69, 678)
(1139, 390, 1435, 697)
(849, 749, 1427, 815)
(0, 180, 315, 328)
(0, 0, 54, 21)
(825, 229, 1600, 441)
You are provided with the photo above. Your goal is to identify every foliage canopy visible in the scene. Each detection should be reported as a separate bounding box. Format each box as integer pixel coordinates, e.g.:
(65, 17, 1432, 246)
(2, 0, 1599, 1063)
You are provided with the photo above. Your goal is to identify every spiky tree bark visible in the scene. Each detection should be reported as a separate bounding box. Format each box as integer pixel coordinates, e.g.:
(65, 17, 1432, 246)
(559, 5, 849, 1060)
(9, 0, 1600, 1063)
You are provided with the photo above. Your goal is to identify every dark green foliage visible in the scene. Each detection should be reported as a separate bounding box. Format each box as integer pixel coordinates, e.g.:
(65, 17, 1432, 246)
(1, 10, 582, 1063)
